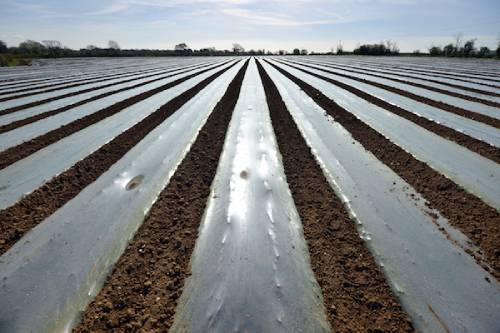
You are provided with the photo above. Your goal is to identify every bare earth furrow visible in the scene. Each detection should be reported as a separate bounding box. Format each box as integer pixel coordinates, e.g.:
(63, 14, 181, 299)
(0, 61, 232, 170)
(267, 60, 500, 279)
(0, 61, 237, 255)
(73, 59, 249, 333)
(257, 60, 414, 332)
(278, 59, 500, 129)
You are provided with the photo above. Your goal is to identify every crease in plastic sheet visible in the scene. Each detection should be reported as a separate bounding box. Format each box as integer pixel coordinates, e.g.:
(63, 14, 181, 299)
(0, 61, 228, 150)
(0, 60, 237, 211)
(0, 60, 245, 333)
(302, 58, 500, 99)
(269, 59, 500, 211)
(277, 59, 500, 147)
(0, 61, 221, 126)
(170, 59, 331, 333)
(261, 60, 500, 333)
(282, 59, 500, 119)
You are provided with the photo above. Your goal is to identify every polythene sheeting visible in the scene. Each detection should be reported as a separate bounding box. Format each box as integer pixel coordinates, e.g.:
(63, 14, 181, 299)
(261, 60, 500, 333)
(171, 59, 330, 333)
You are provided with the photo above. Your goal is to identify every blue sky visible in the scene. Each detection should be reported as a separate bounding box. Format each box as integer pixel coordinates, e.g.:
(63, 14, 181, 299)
(1, 0, 499, 52)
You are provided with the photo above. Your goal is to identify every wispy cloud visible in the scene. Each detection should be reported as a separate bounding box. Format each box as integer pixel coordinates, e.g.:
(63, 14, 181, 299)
(221, 8, 338, 26)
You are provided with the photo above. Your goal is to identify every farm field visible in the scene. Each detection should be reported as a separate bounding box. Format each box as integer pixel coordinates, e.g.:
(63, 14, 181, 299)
(0, 56, 499, 333)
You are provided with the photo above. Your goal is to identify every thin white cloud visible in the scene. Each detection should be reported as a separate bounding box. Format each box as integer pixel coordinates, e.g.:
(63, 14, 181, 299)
(221, 8, 337, 26)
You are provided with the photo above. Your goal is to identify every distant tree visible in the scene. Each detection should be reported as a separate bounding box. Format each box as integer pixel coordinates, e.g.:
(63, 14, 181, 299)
(412, 49, 421, 55)
(232, 43, 245, 54)
(428, 45, 442, 56)
(497, 42, 500, 57)
(443, 43, 455, 56)
(86, 45, 98, 50)
(108, 40, 120, 50)
(293, 48, 300, 55)
(463, 39, 476, 57)
(300, 49, 308, 55)
(18, 40, 46, 56)
(42, 40, 62, 49)
(174, 43, 188, 51)
(336, 41, 344, 55)
(477, 46, 490, 57)
(278, 50, 286, 55)
(0, 40, 7, 53)
(454, 32, 464, 54)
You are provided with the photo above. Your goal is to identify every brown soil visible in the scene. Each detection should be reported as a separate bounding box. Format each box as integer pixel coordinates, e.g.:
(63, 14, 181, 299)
(73, 60, 249, 333)
(279, 59, 500, 128)
(0, 61, 226, 115)
(275, 60, 500, 164)
(266, 60, 500, 280)
(0, 61, 238, 256)
(309, 60, 500, 98)
(257, 60, 415, 332)
(0, 62, 217, 134)
(0, 61, 233, 171)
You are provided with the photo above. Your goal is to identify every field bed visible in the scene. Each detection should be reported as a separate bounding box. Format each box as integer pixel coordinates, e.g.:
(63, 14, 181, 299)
(0, 56, 499, 333)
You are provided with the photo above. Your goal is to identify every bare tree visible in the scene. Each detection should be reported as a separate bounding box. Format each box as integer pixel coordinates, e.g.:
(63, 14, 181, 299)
(232, 43, 245, 54)
(300, 49, 308, 55)
(42, 40, 62, 49)
(108, 40, 120, 50)
(336, 40, 343, 55)
(454, 32, 464, 52)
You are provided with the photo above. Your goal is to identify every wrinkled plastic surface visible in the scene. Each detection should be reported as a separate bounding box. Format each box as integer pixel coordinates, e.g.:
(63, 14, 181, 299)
(171, 59, 331, 333)
(0, 60, 236, 211)
(270, 59, 500, 210)
(262, 60, 500, 333)
(278, 59, 500, 147)
(0, 60, 244, 333)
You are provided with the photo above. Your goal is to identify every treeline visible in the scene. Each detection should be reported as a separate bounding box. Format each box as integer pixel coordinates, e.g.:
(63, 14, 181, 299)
(352, 40, 400, 56)
(0, 40, 271, 63)
(427, 35, 499, 58)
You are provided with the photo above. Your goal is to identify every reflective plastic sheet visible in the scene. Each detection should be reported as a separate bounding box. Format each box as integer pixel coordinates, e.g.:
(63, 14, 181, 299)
(171, 59, 330, 333)
(0, 60, 244, 333)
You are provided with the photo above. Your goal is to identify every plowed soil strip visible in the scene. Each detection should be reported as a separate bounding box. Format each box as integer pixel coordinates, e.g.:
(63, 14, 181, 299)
(0, 63, 219, 134)
(0, 62, 232, 171)
(310, 60, 500, 98)
(0, 61, 224, 115)
(257, 61, 414, 332)
(0, 61, 239, 256)
(0, 64, 178, 97)
(272, 61, 500, 163)
(279, 60, 500, 128)
(267, 60, 500, 279)
(73, 60, 248, 333)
